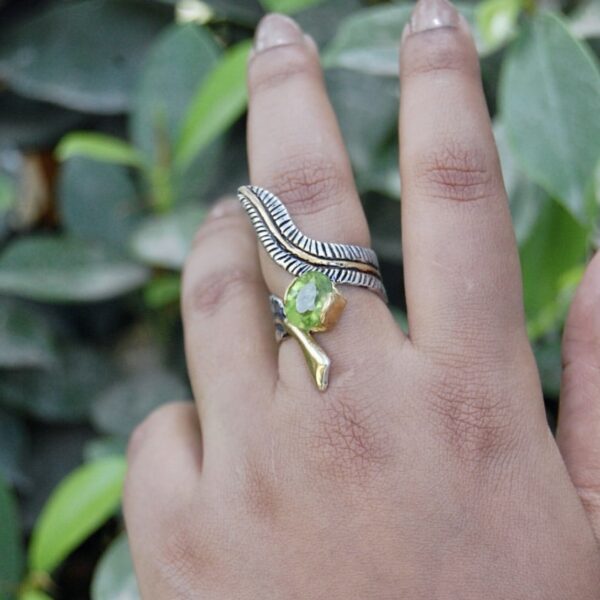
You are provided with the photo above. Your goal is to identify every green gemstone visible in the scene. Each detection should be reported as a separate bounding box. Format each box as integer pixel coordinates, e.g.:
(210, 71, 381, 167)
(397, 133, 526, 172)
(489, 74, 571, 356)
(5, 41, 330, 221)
(284, 272, 334, 332)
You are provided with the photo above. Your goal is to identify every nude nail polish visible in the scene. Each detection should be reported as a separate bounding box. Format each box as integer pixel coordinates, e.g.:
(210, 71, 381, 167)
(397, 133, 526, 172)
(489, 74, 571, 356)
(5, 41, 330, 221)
(409, 0, 459, 34)
(254, 13, 304, 53)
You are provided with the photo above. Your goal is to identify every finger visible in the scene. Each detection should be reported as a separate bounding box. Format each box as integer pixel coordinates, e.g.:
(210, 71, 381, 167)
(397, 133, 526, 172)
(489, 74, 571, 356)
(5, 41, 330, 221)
(182, 199, 277, 433)
(399, 0, 526, 354)
(558, 252, 600, 540)
(247, 14, 399, 389)
(124, 402, 202, 597)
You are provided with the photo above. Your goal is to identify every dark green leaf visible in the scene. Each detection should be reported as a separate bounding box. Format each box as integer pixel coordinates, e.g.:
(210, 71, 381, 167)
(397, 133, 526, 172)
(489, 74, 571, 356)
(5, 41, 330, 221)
(0, 473, 24, 600)
(91, 371, 188, 436)
(29, 457, 126, 574)
(500, 13, 600, 227)
(91, 533, 140, 600)
(0, 299, 56, 369)
(130, 204, 207, 269)
(56, 133, 143, 168)
(131, 24, 223, 209)
(176, 39, 252, 170)
(260, 0, 324, 14)
(0, 0, 170, 113)
(0, 343, 114, 422)
(83, 437, 128, 463)
(59, 159, 145, 250)
(0, 409, 29, 487)
(0, 236, 150, 303)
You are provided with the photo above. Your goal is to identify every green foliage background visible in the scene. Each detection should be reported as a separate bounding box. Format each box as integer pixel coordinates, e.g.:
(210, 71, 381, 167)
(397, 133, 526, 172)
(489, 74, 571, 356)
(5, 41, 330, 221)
(0, 0, 599, 597)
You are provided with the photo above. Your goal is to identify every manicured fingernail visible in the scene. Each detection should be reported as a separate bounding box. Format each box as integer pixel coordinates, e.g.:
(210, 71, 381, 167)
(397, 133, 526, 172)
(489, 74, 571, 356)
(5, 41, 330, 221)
(409, 0, 459, 34)
(207, 197, 240, 220)
(254, 13, 303, 53)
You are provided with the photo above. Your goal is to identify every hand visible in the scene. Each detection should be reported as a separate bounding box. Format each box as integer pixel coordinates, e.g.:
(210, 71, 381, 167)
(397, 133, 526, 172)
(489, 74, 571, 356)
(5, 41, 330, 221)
(123, 1, 600, 597)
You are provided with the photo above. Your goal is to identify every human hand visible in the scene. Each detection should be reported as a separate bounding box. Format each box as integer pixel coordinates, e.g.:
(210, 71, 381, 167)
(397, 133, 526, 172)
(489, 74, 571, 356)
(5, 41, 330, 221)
(124, 1, 600, 597)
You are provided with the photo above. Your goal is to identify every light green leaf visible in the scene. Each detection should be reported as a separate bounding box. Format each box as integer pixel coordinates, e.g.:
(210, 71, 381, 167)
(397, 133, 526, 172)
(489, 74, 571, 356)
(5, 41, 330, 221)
(58, 159, 145, 250)
(0, 474, 24, 600)
(29, 457, 126, 574)
(0, 236, 150, 303)
(56, 133, 143, 168)
(520, 199, 588, 340)
(476, 0, 522, 52)
(0, 0, 170, 113)
(260, 0, 324, 15)
(500, 13, 600, 227)
(176, 39, 252, 170)
(18, 591, 53, 600)
(92, 533, 140, 600)
(143, 274, 182, 309)
(130, 205, 207, 269)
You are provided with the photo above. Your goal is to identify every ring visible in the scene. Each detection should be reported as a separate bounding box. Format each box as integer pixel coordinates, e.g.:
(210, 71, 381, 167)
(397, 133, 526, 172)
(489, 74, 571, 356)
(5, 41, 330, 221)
(238, 185, 387, 392)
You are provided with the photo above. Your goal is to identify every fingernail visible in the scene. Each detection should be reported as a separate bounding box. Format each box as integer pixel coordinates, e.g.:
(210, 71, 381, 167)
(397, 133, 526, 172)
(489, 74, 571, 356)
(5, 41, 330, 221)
(207, 197, 240, 220)
(409, 0, 459, 34)
(254, 13, 304, 53)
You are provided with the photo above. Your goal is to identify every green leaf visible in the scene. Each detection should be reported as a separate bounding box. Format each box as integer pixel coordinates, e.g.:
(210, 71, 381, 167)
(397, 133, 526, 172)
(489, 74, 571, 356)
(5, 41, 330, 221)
(500, 13, 600, 227)
(91, 533, 140, 600)
(0, 0, 170, 113)
(0, 343, 114, 423)
(0, 474, 24, 600)
(130, 204, 207, 270)
(84, 437, 128, 464)
(56, 133, 143, 168)
(0, 236, 150, 303)
(0, 409, 29, 487)
(143, 274, 182, 309)
(0, 299, 56, 369)
(0, 174, 15, 215)
(476, 0, 522, 52)
(29, 457, 126, 574)
(569, 0, 600, 40)
(58, 159, 145, 250)
(322, 2, 413, 76)
(260, 0, 324, 14)
(131, 24, 222, 210)
(322, 2, 489, 77)
(520, 199, 589, 340)
(175, 39, 252, 170)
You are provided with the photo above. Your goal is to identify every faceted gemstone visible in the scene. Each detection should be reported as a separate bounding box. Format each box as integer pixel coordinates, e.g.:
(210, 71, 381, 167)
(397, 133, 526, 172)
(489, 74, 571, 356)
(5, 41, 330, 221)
(284, 272, 335, 332)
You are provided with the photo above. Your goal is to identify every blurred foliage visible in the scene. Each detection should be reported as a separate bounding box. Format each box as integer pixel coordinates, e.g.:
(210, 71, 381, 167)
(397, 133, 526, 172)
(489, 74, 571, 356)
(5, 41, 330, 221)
(0, 0, 599, 597)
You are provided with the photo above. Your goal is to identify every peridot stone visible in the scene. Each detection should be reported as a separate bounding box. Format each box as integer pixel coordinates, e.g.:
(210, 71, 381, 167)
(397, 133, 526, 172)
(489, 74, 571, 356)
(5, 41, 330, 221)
(284, 272, 334, 332)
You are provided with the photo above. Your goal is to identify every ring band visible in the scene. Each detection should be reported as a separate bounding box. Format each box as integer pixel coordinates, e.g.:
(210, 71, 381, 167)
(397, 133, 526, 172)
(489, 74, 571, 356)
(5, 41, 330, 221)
(238, 185, 387, 391)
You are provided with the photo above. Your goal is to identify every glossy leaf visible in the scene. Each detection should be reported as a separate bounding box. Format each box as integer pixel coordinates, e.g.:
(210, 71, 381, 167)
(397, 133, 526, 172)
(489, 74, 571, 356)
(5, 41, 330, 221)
(175, 39, 252, 170)
(92, 533, 140, 600)
(130, 204, 207, 269)
(59, 159, 145, 250)
(0, 236, 149, 303)
(0, 474, 24, 600)
(0, 0, 170, 113)
(56, 133, 143, 168)
(29, 457, 126, 574)
(500, 13, 600, 227)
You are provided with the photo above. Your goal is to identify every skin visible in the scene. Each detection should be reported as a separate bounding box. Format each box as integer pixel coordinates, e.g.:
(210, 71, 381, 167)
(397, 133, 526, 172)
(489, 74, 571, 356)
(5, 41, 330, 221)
(124, 6, 600, 599)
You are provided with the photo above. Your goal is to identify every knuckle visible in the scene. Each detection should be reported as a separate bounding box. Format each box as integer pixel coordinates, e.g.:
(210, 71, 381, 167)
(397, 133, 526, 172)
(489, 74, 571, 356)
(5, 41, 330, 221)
(182, 267, 260, 319)
(249, 42, 318, 95)
(270, 154, 347, 217)
(403, 28, 479, 80)
(423, 364, 520, 466)
(411, 140, 498, 204)
(300, 388, 394, 482)
(233, 452, 281, 521)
